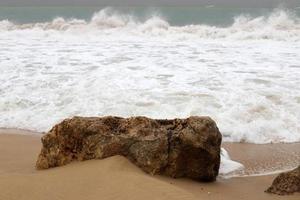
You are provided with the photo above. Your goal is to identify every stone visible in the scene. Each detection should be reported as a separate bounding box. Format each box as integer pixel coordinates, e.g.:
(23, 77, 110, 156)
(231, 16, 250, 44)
(265, 166, 300, 195)
(36, 116, 222, 182)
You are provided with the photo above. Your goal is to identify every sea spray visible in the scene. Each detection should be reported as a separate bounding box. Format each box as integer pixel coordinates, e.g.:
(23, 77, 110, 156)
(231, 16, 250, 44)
(0, 8, 299, 41)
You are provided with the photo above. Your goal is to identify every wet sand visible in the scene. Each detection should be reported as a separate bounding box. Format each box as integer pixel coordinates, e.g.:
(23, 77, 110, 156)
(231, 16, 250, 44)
(223, 142, 300, 176)
(0, 130, 299, 200)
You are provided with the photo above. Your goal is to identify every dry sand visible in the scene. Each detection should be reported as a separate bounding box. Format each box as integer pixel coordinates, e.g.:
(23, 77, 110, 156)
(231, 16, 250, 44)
(0, 130, 299, 200)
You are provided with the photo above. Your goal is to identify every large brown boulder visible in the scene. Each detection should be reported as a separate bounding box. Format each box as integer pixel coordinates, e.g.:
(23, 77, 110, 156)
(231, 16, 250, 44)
(36, 116, 222, 181)
(266, 166, 300, 195)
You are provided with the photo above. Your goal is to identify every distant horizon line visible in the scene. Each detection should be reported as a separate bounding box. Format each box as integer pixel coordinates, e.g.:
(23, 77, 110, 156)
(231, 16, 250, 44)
(0, 4, 298, 9)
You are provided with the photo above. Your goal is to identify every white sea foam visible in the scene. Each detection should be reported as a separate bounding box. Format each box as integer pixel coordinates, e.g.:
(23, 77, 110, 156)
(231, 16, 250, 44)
(0, 8, 299, 144)
(219, 148, 244, 177)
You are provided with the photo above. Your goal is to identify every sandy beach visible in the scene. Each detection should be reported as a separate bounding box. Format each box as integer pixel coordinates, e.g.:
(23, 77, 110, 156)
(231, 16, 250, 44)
(1, 3, 299, 200)
(0, 130, 299, 200)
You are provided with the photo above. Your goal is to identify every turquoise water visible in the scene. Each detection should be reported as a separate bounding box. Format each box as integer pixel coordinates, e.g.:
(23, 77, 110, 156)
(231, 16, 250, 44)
(1, 6, 299, 26)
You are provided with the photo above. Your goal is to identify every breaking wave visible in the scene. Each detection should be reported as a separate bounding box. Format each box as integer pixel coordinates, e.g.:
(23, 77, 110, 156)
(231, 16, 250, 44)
(0, 7, 300, 144)
(0, 8, 300, 41)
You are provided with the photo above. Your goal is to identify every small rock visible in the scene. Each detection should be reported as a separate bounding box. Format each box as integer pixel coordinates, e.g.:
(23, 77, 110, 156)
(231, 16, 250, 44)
(265, 166, 300, 195)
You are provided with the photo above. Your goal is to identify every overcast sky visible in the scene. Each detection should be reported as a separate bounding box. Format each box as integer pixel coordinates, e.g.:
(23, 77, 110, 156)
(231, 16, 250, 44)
(0, 0, 299, 7)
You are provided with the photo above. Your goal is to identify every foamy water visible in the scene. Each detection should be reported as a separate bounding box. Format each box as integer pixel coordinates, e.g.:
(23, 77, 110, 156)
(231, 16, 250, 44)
(220, 148, 244, 177)
(0, 8, 300, 144)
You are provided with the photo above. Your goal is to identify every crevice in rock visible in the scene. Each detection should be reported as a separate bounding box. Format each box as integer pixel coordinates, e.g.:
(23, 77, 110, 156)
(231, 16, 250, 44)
(167, 130, 172, 156)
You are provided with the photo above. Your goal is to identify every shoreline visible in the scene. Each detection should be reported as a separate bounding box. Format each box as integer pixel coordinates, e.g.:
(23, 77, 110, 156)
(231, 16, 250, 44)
(0, 128, 42, 136)
(223, 142, 300, 177)
(0, 132, 299, 200)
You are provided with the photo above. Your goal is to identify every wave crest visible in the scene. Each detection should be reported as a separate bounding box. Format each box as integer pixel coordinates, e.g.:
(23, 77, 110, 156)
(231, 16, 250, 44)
(0, 8, 300, 41)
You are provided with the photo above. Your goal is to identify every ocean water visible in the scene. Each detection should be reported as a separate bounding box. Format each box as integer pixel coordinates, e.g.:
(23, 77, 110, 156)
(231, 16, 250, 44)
(0, 7, 300, 144)
(220, 148, 244, 177)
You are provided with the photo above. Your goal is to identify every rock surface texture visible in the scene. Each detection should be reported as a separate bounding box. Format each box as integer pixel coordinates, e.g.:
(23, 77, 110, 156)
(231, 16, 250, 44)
(266, 166, 300, 195)
(36, 116, 222, 181)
